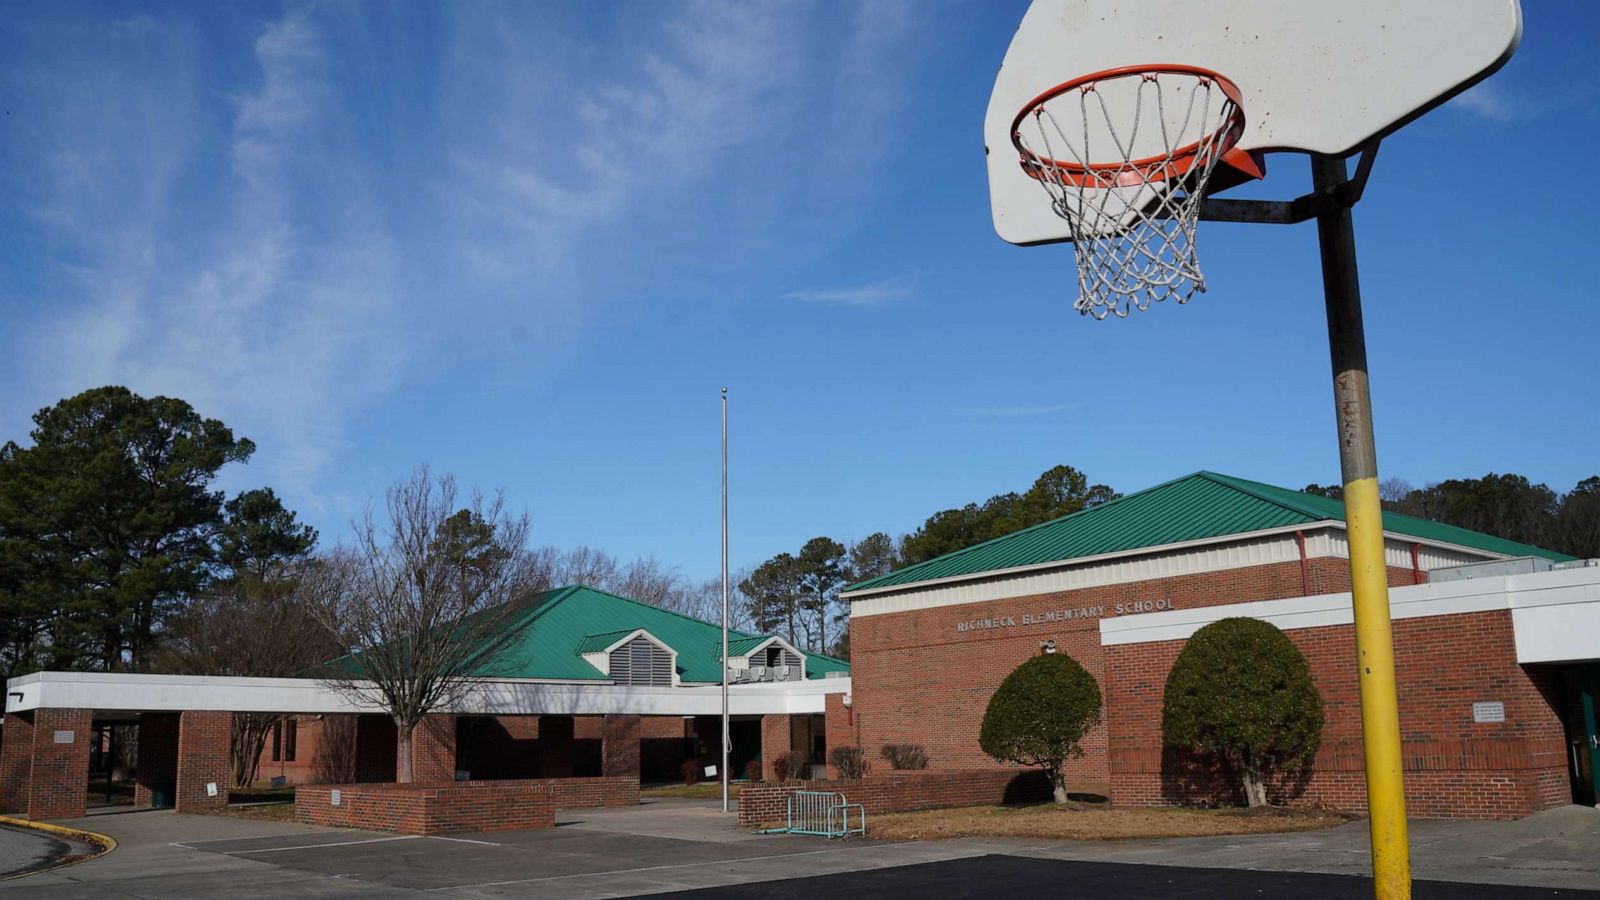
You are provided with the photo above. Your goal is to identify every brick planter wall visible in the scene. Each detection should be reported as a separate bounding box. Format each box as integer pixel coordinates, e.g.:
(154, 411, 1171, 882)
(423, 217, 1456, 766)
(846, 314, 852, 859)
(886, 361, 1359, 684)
(26, 708, 92, 820)
(296, 776, 637, 835)
(736, 769, 1049, 826)
(0, 712, 35, 814)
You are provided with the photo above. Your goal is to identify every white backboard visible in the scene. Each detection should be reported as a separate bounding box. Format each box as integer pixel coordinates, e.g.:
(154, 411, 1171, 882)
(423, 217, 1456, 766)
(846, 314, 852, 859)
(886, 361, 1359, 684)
(987, 0, 1522, 245)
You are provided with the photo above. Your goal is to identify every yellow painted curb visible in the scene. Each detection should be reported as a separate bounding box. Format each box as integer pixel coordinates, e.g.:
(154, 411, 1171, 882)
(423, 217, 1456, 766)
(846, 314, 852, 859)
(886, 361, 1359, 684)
(0, 814, 117, 881)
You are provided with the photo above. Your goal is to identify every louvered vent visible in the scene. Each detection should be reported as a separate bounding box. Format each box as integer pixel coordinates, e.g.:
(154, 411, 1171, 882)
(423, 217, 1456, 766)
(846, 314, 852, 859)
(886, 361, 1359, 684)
(610, 636, 673, 686)
(763, 646, 804, 679)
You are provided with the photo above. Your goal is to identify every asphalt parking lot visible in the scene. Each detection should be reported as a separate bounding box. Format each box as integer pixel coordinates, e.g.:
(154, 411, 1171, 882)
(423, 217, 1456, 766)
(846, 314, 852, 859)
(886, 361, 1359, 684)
(0, 826, 67, 881)
(0, 800, 1596, 898)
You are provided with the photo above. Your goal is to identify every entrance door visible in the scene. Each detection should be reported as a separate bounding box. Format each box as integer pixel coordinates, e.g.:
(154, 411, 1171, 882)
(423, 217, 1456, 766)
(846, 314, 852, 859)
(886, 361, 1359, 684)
(1579, 666, 1600, 807)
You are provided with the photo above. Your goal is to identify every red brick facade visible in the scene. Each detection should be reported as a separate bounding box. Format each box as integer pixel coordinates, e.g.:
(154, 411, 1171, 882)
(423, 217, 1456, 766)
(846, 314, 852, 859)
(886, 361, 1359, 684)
(601, 715, 641, 778)
(25, 708, 92, 820)
(408, 714, 457, 784)
(737, 769, 1050, 826)
(175, 710, 232, 812)
(0, 712, 35, 814)
(295, 776, 638, 834)
(850, 557, 1576, 819)
(759, 714, 789, 781)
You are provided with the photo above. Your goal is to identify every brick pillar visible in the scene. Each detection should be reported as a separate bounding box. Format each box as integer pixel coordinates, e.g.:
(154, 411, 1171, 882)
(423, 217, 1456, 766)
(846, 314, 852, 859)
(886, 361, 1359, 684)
(538, 715, 574, 777)
(759, 714, 790, 782)
(0, 712, 36, 813)
(600, 715, 640, 779)
(133, 713, 180, 808)
(26, 708, 92, 820)
(408, 714, 457, 783)
(824, 693, 855, 779)
(175, 711, 231, 812)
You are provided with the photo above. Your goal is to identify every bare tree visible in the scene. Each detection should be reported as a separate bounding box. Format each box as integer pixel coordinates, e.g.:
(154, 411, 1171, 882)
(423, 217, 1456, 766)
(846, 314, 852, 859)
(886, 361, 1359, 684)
(315, 468, 539, 783)
(155, 562, 342, 786)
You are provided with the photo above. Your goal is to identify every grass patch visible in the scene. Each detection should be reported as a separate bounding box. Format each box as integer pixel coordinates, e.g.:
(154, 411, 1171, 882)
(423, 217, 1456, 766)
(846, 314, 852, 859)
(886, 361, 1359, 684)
(870, 802, 1352, 842)
(641, 781, 749, 800)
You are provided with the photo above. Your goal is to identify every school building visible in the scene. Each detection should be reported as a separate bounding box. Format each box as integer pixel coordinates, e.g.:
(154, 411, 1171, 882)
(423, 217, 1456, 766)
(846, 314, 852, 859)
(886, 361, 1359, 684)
(1, 586, 854, 821)
(843, 472, 1600, 818)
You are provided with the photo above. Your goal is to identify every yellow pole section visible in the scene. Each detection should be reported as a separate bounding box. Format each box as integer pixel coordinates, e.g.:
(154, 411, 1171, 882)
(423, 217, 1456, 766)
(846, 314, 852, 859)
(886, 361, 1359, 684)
(1343, 476, 1411, 898)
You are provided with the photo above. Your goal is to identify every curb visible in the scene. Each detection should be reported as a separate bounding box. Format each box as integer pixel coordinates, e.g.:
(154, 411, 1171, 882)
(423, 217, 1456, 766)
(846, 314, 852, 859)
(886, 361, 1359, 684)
(0, 815, 117, 881)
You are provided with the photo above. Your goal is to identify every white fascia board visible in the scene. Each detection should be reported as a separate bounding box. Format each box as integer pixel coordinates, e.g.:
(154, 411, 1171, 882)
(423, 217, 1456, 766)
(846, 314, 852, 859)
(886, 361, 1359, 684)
(4, 671, 849, 717)
(1508, 566, 1600, 664)
(1100, 566, 1600, 649)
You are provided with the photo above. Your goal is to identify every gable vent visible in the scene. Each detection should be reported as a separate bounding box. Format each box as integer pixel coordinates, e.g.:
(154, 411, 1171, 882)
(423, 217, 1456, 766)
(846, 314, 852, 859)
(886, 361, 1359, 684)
(610, 636, 674, 686)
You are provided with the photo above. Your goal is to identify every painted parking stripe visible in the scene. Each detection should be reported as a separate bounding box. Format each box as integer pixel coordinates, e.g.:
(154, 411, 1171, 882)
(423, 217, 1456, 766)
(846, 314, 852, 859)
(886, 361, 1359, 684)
(226, 835, 423, 854)
(429, 835, 501, 847)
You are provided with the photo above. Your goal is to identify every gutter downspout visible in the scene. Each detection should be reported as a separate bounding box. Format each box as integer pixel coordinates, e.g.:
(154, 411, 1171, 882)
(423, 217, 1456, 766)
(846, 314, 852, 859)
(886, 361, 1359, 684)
(1411, 543, 1423, 585)
(1295, 530, 1311, 596)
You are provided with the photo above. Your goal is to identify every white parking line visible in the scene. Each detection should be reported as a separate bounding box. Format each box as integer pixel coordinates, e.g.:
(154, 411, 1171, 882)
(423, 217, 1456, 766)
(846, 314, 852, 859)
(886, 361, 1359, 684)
(429, 835, 501, 847)
(227, 835, 423, 854)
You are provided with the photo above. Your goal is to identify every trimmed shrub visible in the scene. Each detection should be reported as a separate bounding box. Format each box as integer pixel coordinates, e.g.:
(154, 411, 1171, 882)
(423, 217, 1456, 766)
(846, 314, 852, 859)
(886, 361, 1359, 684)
(771, 751, 804, 782)
(744, 758, 763, 782)
(828, 746, 871, 780)
(979, 652, 1102, 804)
(679, 759, 702, 786)
(1162, 617, 1324, 807)
(880, 744, 929, 770)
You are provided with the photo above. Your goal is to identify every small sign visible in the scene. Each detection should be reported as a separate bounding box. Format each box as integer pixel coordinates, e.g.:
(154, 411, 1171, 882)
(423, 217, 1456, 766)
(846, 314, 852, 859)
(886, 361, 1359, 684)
(330, 789, 342, 807)
(206, 782, 218, 797)
(1472, 701, 1505, 723)
(455, 770, 471, 782)
(703, 765, 717, 778)
(270, 776, 287, 788)
(51, 730, 74, 744)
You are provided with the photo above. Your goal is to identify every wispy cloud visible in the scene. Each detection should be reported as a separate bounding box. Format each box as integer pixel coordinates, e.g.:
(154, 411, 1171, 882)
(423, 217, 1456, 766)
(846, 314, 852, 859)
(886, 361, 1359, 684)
(786, 278, 911, 307)
(1447, 81, 1518, 123)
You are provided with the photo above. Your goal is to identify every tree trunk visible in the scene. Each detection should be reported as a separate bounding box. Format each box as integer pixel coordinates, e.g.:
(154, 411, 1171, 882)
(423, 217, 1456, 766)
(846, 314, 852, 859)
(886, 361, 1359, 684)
(396, 722, 414, 783)
(1051, 770, 1069, 805)
(1241, 767, 1267, 807)
(232, 714, 277, 788)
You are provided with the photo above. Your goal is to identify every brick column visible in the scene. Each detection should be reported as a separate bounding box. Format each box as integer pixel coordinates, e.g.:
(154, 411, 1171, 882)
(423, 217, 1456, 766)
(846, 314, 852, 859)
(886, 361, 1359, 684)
(824, 693, 857, 778)
(760, 714, 790, 782)
(408, 714, 457, 783)
(133, 713, 180, 808)
(26, 708, 92, 820)
(600, 715, 640, 779)
(0, 712, 35, 813)
(175, 711, 231, 812)
(538, 716, 574, 777)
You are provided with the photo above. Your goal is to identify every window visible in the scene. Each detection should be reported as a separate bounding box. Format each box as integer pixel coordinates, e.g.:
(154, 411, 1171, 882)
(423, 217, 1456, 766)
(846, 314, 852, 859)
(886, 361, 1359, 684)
(271, 722, 281, 762)
(284, 718, 298, 762)
(609, 635, 673, 686)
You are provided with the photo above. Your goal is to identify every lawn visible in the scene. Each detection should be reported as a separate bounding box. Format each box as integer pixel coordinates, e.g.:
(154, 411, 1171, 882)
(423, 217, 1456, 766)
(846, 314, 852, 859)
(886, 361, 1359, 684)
(868, 802, 1352, 842)
(642, 781, 749, 800)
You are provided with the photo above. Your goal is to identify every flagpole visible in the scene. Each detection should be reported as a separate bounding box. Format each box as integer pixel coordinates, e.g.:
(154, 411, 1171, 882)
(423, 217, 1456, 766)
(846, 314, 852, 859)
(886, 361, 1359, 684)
(720, 387, 730, 814)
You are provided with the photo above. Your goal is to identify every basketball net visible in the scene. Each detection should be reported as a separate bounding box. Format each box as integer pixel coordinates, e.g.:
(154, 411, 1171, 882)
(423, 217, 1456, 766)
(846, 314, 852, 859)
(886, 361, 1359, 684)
(1013, 68, 1247, 319)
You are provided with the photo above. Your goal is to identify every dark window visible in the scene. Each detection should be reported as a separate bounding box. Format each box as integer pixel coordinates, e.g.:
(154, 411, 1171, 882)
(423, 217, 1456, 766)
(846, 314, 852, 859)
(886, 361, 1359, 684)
(271, 722, 282, 762)
(284, 719, 298, 762)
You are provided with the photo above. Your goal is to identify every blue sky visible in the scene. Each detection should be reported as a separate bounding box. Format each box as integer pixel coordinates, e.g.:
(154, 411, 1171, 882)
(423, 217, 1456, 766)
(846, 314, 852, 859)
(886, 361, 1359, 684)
(3, 1, 1597, 583)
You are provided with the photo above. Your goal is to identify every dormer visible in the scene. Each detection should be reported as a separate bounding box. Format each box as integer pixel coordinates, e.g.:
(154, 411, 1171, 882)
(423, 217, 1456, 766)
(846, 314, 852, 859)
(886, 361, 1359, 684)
(723, 636, 806, 682)
(578, 629, 679, 687)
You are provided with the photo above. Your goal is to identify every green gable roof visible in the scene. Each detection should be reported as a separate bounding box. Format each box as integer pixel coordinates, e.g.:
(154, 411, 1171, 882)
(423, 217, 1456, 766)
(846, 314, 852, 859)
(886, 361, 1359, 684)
(479, 585, 848, 683)
(847, 471, 1573, 594)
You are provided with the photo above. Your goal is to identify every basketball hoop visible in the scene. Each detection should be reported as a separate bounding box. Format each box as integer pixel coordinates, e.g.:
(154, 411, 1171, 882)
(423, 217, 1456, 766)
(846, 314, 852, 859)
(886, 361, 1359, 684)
(1011, 65, 1258, 319)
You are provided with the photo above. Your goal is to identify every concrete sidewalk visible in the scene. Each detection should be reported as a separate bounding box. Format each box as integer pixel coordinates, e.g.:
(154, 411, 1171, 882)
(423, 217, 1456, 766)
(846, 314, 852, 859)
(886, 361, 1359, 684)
(0, 799, 1594, 898)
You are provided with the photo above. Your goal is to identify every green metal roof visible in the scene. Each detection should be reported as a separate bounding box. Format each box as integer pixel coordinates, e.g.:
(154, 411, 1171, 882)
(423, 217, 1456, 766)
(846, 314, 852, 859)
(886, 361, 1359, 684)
(846, 471, 1574, 594)
(725, 635, 775, 658)
(477, 585, 848, 683)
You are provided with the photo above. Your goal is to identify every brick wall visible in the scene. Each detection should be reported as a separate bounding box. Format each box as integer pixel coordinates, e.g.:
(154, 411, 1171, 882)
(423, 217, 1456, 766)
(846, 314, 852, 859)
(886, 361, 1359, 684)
(759, 715, 790, 781)
(175, 710, 231, 812)
(0, 712, 35, 814)
(736, 769, 1049, 826)
(295, 776, 637, 835)
(1101, 609, 1570, 819)
(849, 559, 1418, 776)
(133, 713, 179, 807)
(26, 708, 91, 820)
(409, 714, 457, 783)
(601, 715, 640, 778)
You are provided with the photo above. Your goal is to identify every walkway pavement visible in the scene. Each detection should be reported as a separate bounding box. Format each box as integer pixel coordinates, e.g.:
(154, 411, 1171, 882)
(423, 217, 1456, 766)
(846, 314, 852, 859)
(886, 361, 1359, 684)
(0, 799, 1594, 898)
(0, 827, 66, 880)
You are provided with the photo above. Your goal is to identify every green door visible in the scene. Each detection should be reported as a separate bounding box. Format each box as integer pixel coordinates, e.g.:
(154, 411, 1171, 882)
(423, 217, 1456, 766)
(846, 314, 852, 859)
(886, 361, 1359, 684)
(1582, 666, 1600, 806)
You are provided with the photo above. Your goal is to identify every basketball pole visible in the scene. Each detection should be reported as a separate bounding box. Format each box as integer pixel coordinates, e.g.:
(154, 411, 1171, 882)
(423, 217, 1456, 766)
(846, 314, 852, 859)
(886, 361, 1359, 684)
(1311, 153, 1411, 900)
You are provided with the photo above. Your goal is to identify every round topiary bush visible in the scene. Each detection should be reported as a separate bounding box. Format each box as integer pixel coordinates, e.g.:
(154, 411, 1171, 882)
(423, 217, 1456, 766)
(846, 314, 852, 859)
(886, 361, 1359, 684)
(1161, 616, 1324, 807)
(979, 652, 1102, 804)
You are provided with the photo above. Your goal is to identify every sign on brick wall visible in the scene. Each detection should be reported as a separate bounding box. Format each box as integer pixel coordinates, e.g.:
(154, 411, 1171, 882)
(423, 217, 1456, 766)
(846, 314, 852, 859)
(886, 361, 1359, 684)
(956, 599, 1176, 634)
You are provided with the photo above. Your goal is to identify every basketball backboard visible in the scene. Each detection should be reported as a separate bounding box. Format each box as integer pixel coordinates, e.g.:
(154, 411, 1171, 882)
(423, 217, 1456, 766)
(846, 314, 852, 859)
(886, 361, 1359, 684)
(986, 0, 1523, 247)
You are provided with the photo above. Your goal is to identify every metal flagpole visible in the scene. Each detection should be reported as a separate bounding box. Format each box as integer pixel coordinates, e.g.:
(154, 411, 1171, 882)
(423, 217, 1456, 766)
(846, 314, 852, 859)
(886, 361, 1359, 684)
(720, 387, 730, 814)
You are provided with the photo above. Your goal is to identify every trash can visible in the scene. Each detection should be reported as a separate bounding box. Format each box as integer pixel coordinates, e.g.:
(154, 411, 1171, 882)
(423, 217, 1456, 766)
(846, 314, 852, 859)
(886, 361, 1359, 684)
(150, 781, 176, 809)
